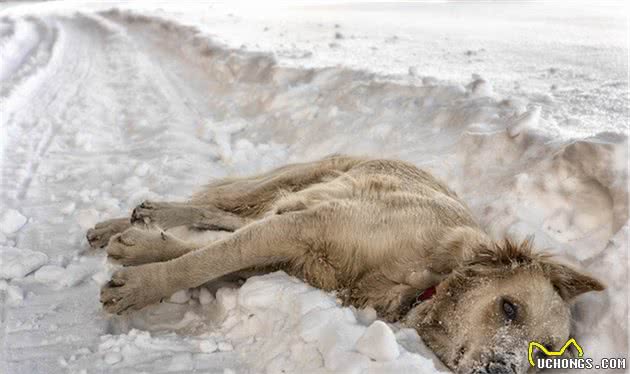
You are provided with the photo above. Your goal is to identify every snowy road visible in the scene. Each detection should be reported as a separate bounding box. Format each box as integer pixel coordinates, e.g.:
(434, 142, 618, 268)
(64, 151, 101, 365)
(0, 4, 628, 374)
(0, 11, 226, 373)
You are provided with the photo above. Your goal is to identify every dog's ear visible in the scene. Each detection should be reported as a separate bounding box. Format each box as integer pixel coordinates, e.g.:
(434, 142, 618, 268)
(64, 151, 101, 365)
(541, 261, 605, 300)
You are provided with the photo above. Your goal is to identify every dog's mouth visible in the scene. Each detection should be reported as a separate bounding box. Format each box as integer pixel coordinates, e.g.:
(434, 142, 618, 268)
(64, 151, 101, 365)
(465, 351, 522, 374)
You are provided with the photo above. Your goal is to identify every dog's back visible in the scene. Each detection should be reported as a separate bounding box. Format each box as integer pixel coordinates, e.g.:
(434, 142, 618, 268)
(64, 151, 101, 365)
(199, 157, 488, 319)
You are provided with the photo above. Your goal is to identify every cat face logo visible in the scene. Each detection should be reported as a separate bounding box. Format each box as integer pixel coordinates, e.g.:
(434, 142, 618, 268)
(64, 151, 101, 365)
(528, 338, 583, 367)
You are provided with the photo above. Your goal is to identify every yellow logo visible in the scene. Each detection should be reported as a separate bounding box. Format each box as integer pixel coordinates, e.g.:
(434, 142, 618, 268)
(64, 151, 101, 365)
(528, 338, 583, 367)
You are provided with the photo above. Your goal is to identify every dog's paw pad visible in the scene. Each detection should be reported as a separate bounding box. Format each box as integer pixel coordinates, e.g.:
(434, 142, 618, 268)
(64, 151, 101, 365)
(100, 268, 162, 315)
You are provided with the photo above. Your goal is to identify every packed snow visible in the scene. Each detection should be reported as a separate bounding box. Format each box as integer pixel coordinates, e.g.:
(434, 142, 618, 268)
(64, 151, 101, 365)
(0, 2, 627, 374)
(0, 246, 48, 279)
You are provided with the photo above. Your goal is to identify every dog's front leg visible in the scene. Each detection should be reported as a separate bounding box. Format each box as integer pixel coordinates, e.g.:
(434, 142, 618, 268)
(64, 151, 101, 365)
(100, 212, 313, 314)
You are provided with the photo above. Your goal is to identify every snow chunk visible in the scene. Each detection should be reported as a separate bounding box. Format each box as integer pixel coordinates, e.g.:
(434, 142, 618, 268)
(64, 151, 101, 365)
(216, 287, 238, 311)
(198, 287, 214, 305)
(0, 246, 48, 279)
(60, 202, 76, 215)
(134, 162, 151, 176)
(0, 209, 28, 234)
(508, 106, 541, 137)
(6, 283, 24, 305)
(199, 339, 217, 353)
(356, 306, 378, 325)
(34, 265, 66, 283)
(76, 209, 100, 230)
(91, 270, 110, 285)
(467, 77, 493, 97)
(169, 289, 191, 304)
(218, 341, 233, 352)
(33, 263, 93, 288)
(104, 351, 122, 365)
(355, 321, 400, 361)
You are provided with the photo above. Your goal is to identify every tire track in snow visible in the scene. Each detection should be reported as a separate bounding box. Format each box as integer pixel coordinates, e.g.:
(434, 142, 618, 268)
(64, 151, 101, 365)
(1, 12, 227, 373)
(2, 16, 71, 203)
(1, 14, 134, 373)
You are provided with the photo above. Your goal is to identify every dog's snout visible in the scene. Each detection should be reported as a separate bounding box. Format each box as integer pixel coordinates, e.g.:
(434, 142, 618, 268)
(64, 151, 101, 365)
(486, 358, 517, 374)
(469, 356, 520, 374)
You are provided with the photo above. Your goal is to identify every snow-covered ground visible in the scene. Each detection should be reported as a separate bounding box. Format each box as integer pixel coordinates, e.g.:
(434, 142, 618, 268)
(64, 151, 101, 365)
(0, 1, 628, 373)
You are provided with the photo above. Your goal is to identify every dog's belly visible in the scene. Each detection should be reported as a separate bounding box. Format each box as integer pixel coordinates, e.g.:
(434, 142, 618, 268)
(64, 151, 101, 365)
(283, 246, 345, 292)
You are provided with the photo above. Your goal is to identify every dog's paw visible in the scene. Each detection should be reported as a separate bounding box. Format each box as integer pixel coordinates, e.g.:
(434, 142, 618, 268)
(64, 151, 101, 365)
(131, 200, 157, 225)
(130, 200, 177, 226)
(100, 265, 165, 315)
(86, 218, 131, 248)
(106, 227, 174, 266)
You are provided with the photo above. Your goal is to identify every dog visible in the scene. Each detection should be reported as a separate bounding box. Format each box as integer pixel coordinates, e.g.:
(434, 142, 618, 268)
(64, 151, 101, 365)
(88, 155, 604, 374)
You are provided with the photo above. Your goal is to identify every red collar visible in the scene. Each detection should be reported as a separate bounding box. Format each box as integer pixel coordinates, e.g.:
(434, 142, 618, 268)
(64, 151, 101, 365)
(415, 285, 437, 303)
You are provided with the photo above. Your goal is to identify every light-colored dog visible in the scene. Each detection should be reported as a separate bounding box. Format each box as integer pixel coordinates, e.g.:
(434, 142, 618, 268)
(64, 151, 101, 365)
(88, 155, 604, 374)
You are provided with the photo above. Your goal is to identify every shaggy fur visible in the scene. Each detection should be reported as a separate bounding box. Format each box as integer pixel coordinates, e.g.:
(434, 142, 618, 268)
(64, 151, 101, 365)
(88, 155, 604, 374)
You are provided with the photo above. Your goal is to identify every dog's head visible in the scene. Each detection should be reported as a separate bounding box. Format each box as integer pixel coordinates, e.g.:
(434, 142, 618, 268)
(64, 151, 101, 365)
(405, 240, 604, 374)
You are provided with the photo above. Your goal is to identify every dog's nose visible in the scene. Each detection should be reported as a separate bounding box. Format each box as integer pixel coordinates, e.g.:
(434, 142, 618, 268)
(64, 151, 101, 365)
(486, 358, 516, 374)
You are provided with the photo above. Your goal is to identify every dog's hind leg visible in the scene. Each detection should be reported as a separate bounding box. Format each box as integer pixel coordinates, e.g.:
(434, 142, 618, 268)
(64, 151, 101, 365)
(191, 155, 364, 218)
(101, 211, 317, 314)
(92, 155, 362, 246)
(130, 201, 251, 231)
(87, 203, 248, 249)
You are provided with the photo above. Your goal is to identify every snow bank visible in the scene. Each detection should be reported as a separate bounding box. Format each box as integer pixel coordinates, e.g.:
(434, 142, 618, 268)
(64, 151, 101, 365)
(68, 272, 441, 373)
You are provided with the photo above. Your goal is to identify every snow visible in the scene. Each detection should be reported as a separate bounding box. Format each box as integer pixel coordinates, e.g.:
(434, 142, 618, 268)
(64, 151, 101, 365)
(0, 209, 28, 234)
(0, 246, 48, 279)
(508, 106, 542, 138)
(0, 280, 24, 305)
(169, 289, 191, 304)
(355, 321, 401, 361)
(0, 1, 627, 374)
(218, 341, 234, 352)
(198, 286, 215, 305)
(199, 339, 218, 353)
(32, 262, 96, 289)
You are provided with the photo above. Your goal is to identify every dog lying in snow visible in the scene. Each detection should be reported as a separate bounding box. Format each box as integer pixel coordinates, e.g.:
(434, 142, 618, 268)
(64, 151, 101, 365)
(88, 155, 604, 374)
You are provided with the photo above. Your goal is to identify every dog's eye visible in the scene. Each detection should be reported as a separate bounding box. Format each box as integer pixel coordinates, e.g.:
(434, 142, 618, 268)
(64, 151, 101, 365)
(501, 299, 518, 321)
